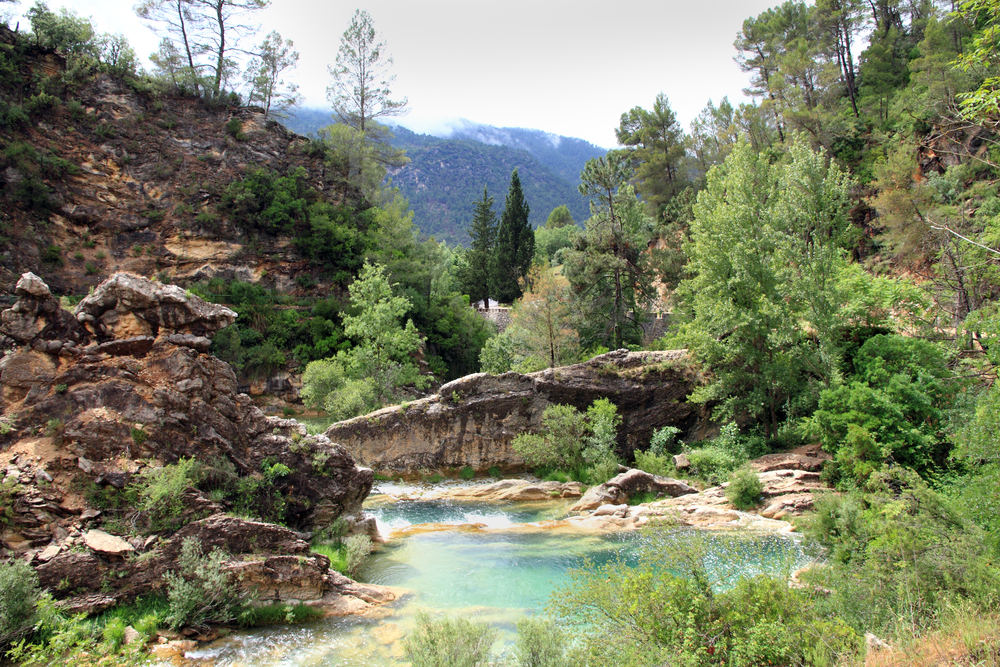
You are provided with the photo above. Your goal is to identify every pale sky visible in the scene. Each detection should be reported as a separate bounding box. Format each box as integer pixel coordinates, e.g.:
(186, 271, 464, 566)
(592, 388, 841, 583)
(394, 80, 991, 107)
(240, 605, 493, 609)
(11, 0, 781, 148)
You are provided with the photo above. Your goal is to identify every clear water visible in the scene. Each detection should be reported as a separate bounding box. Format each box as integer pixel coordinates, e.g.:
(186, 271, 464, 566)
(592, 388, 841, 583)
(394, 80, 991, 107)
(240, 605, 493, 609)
(179, 492, 808, 666)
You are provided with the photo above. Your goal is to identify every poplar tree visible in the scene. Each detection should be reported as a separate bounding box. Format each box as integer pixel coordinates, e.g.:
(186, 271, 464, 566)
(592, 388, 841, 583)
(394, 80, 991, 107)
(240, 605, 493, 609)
(491, 169, 534, 304)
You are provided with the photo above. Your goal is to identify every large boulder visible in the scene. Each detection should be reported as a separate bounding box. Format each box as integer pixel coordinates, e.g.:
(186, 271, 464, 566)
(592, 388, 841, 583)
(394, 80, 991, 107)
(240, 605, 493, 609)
(325, 349, 709, 475)
(570, 468, 697, 511)
(0, 272, 88, 352)
(74, 272, 236, 341)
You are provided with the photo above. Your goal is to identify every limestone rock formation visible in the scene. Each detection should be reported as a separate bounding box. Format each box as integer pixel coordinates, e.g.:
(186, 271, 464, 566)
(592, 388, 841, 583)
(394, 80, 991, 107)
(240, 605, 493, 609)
(0, 273, 383, 616)
(325, 349, 707, 475)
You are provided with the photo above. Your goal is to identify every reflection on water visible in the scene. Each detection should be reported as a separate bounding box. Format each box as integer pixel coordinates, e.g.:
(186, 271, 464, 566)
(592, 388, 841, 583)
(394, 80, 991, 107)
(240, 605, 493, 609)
(179, 494, 808, 666)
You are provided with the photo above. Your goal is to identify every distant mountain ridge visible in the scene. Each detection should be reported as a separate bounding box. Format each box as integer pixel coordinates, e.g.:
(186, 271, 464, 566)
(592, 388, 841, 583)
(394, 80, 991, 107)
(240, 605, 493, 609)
(280, 110, 607, 245)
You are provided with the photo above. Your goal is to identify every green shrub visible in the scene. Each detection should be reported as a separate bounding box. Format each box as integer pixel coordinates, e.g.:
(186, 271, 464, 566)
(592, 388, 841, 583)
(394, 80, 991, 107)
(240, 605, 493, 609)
(84, 261, 98, 275)
(164, 537, 251, 631)
(684, 445, 741, 485)
(488, 466, 502, 478)
(240, 603, 322, 627)
(0, 559, 41, 645)
(649, 425, 682, 455)
(94, 122, 116, 139)
(513, 617, 571, 667)
(402, 611, 497, 667)
(459, 466, 475, 480)
(24, 92, 60, 117)
(802, 468, 1000, 637)
(42, 244, 63, 266)
(225, 117, 246, 140)
(633, 449, 671, 477)
(137, 458, 203, 530)
(551, 526, 861, 667)
(725, 467, 763, 510)
(513, 399, 621, 474)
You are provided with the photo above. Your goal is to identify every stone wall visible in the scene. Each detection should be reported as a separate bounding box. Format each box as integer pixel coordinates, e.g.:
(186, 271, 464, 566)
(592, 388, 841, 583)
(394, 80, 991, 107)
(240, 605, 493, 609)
(474, 307, 511, 333)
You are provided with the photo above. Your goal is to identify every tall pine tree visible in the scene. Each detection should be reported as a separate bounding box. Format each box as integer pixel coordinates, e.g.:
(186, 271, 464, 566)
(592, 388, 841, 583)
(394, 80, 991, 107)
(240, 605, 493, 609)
(492, 169, 534, 304)
(459, 186, 498, 306)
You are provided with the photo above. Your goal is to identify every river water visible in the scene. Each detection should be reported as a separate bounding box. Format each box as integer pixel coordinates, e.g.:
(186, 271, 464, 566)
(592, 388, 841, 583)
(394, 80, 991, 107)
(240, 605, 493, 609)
(179, 480, 808, 666)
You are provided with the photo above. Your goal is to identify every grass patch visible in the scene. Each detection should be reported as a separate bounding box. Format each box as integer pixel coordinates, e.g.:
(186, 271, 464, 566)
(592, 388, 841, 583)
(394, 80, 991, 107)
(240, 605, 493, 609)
(241, 603, 323, 627)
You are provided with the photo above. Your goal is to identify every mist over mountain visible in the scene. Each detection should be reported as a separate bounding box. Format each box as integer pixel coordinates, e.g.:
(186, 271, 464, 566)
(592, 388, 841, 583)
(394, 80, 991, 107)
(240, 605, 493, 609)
(280, 110, 607, 245)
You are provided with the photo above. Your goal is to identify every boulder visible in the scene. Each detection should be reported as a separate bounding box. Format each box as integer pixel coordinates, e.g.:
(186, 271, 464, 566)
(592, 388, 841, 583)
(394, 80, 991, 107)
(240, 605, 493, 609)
(74, 272, 236, 341)
(0, 273, 88, 348)
(84, 529, 135, 555)
(571, 468, 697, 511)
(326, 349, 705, 475)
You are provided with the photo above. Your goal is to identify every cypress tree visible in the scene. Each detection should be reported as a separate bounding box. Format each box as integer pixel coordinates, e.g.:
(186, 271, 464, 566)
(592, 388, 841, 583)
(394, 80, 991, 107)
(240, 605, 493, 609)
(461, 186, 497, 307)
(492, 169, 534, 304)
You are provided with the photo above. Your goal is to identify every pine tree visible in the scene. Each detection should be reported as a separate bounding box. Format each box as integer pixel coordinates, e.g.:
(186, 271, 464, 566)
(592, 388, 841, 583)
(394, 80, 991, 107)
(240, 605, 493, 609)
(460, 186, 497, 307)
(492, 169, 534, 304)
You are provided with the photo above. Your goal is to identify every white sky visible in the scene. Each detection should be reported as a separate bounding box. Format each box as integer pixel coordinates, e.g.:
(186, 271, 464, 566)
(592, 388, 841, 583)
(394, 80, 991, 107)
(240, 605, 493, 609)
(11, 0, 780, 148)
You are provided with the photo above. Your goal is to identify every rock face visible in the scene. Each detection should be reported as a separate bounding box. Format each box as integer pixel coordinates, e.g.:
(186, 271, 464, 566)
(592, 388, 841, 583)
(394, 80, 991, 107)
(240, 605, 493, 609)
(325, 349, 706, 475)
(0, 273, 384, 616)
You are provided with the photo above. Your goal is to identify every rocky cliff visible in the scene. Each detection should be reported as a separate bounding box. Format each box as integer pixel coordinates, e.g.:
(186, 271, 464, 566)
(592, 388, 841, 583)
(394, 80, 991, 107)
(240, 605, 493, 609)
(0, 272, 387, 614)
(0, 29, 353, 298)
(325, 349, 710, 475)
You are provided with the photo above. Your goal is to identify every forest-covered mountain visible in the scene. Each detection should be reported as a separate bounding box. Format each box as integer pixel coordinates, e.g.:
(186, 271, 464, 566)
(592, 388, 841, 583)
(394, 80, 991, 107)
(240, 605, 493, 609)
(282, 110, 603, 244)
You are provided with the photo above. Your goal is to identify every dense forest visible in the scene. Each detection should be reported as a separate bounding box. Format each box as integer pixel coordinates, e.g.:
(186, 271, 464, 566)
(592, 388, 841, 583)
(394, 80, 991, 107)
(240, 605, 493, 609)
(3, 0, 1000, 664)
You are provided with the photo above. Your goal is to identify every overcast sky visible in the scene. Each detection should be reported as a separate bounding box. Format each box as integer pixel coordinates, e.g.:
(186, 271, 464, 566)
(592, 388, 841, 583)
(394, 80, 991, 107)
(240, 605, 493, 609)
(10, 0, 781, 148)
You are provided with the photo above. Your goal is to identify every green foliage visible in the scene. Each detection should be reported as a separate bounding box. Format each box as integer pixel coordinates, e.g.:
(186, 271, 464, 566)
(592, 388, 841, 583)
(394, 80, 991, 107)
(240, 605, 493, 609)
(545, 204, 575, 229)
(302, 263, 426, 419)
(492, 169, 535, 304)
(804, 334, 956, 482)
(513, 399, 621, 481)
(459, 466, 475, 480)
(311, 533, 372, 575)
(240, 603, 322, 627)
(649, 425, 682, 455)
(137, 458, 204, 531)
(550, 525, 860, 667)
(225, 117, 246, 141)
(802, 469, 1000, 637)
(457, 186, 498, 306)
(402, 611, 497, 667)
(725, 467, 764, 510)
(479, 328, 517, 374)
(0, 559, 41, 646)
(220, 167, 310, 236)
(164, 537, 252, 631)
(679, 140, 857, 437)
(633, 449, 672, 477)
(513, 617, 572, 667)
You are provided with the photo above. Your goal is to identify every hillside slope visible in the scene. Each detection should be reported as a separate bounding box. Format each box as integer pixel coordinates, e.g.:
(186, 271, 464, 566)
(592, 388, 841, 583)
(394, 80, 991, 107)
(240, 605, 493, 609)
(0, 38, 358, 298)
(281, 111, 605, 244)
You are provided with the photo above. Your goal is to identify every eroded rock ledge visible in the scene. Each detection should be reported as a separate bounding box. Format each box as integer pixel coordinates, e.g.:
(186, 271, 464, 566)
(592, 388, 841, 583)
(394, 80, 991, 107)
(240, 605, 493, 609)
(0, 272, 386, 616)
(325, 349, 708, 475)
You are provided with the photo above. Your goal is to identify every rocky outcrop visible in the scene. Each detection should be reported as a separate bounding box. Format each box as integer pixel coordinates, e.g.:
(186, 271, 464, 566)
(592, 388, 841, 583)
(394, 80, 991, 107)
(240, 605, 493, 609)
(569, 468, 698, 511)
(325, 349, 707, 475)
(35, 515, 395, 615)
(0, 273, 384, 616)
